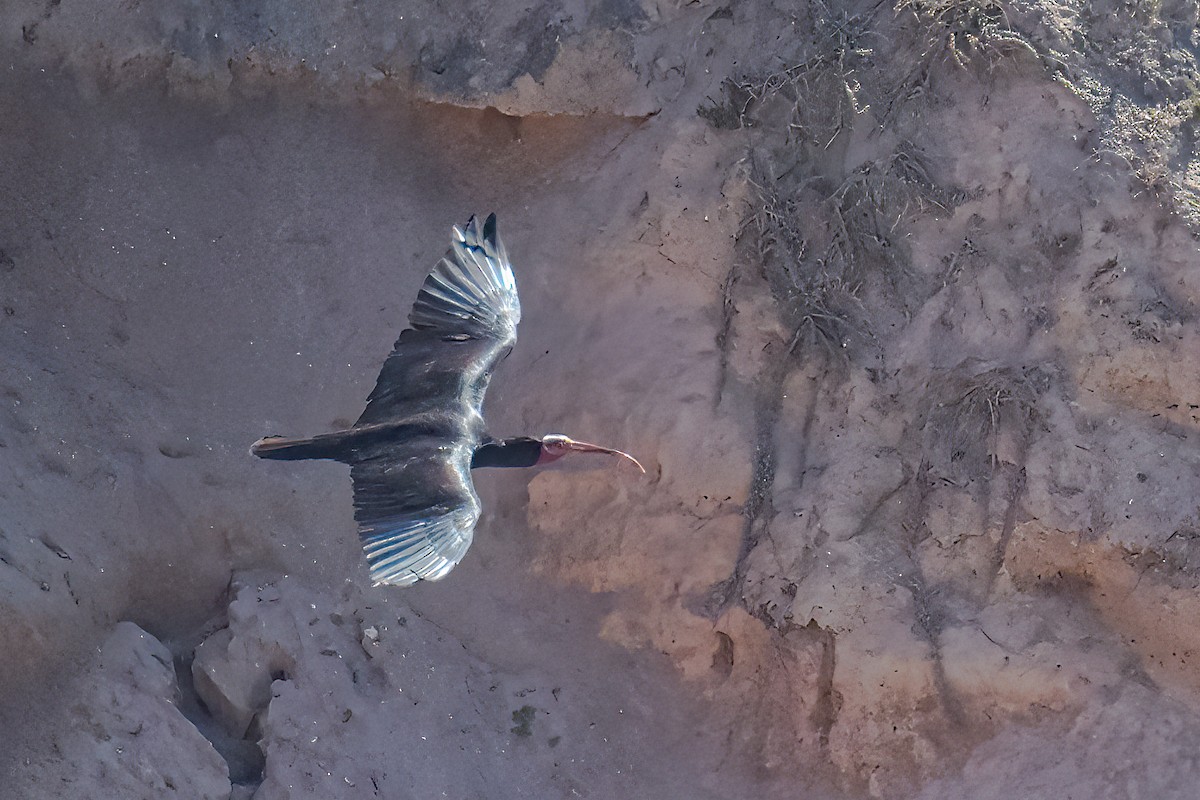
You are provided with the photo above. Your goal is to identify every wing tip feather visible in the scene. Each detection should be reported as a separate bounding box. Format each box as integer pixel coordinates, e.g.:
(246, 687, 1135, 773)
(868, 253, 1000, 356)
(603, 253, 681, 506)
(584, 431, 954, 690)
(406, 213, 520, 337)
(358, 504, 478, 588)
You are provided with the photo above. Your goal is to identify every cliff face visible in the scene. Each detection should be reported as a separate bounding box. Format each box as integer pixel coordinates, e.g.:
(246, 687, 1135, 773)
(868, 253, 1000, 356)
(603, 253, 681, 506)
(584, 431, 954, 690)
(3, 1, 1200, 798)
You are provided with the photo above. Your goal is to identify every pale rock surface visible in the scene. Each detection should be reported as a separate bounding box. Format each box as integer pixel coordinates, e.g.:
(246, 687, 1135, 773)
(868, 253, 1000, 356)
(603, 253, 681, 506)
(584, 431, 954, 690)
(15, 621, 230, 800)
(185, 573, 755, 798)
(2, 0, 1200, 798)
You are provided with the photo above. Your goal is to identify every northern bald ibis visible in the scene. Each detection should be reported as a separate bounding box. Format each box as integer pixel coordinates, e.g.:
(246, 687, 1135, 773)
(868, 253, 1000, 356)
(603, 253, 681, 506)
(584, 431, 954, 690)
(252, 215, 643, 586)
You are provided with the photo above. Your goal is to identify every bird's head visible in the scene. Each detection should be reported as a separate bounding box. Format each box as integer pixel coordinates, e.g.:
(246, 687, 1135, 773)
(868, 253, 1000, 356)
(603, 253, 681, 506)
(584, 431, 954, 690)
(538, 434, 645, 473)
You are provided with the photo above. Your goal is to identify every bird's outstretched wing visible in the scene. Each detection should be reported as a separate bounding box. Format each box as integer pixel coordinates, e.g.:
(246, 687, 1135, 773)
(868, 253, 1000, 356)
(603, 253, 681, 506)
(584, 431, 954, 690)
(350, 214, 520, 586)
(351, 439, 479, 586)
(355, 213, 521, 427)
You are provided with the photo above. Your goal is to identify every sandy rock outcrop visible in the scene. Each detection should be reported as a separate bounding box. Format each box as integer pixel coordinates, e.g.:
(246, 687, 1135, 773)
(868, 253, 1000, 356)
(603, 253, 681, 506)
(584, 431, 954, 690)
(12, 621, 230, 800)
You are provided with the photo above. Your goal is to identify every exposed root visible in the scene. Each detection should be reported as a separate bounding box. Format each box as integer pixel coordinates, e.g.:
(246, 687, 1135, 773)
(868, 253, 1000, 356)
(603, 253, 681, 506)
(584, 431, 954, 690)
(922, 363, 1046, 596)
(697, 355, 789, 619)
(898, 460, 969, 727)
(807, 621, 841, 747)
(987, 461, 1028, 596)
(745, 167, 867, 361)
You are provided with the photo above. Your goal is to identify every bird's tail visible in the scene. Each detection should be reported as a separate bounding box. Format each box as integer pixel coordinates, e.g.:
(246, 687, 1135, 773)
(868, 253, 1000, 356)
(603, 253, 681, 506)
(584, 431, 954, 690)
(250, 433, 348, 461)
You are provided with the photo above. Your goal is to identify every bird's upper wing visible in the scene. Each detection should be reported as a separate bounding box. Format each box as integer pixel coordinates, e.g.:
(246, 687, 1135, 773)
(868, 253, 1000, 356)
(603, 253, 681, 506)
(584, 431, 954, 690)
(351, 434, 480, 586)
(355, 213, 521, 427)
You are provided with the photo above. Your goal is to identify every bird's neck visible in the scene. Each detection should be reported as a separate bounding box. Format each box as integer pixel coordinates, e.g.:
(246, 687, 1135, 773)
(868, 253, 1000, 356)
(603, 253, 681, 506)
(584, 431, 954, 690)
(471, 437, 543, 469)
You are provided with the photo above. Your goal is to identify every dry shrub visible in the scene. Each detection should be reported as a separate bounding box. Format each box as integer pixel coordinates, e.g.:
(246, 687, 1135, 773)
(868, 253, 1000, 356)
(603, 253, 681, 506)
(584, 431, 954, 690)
(924, 364, 1044, 483)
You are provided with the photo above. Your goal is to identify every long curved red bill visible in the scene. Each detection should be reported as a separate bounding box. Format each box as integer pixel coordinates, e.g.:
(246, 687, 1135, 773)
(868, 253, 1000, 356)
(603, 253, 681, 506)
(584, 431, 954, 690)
(564, 440, 646, 473)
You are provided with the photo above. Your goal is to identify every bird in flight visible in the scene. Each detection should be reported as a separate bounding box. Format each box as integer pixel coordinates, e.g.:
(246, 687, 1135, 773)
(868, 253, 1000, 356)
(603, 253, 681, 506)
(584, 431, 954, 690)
(252, 214, 644, 587)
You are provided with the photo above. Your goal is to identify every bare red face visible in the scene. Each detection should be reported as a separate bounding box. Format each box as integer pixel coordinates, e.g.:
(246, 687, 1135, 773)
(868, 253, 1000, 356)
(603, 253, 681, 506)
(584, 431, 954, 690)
(537, 434, 645, 473)
(536, 438, 570, 465)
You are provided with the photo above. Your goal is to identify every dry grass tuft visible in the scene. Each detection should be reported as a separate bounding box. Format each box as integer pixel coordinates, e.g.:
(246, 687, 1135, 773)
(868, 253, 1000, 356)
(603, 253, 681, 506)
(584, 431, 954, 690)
(895, 0, 1040, 71)
(924, 364, 1044, 483)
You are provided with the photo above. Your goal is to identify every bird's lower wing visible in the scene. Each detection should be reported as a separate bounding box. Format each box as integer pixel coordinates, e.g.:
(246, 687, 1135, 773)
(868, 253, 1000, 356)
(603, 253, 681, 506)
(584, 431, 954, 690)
(359, 505, 478, 587)
(350, 443, 481, 587)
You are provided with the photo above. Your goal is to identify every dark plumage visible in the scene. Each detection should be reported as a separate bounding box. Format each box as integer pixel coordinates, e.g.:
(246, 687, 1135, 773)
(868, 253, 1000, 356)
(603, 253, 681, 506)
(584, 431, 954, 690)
(470, 436, 542, 468)
(252, 215, 642, 587)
